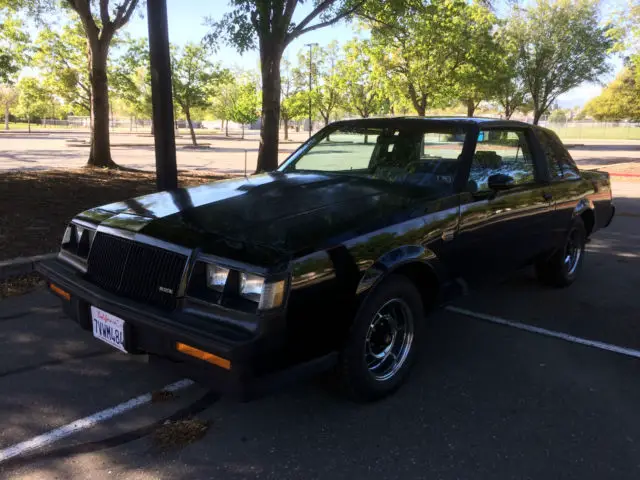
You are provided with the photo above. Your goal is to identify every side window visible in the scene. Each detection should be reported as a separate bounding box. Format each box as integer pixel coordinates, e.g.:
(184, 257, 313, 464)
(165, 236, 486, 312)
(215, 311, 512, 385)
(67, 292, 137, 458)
(293, 130, 379, 172)
(534, 129, 580, 181)
(469, 130, 536, 192)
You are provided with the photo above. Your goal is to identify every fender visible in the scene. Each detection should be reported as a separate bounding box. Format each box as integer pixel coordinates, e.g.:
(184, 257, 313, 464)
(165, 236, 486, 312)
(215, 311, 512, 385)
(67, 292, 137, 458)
(572, 198, 595, 218)
(354, 244, 444, 297)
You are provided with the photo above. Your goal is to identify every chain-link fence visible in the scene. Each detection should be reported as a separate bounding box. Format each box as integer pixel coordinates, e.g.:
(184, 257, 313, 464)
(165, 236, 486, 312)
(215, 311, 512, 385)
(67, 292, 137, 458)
(540, 121, 640, 140)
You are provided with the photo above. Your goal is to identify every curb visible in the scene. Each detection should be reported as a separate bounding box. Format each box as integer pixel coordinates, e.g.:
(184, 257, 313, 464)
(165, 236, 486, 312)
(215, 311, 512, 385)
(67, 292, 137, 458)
(609, 172, 640, 178)
(0, 253, 57, 281)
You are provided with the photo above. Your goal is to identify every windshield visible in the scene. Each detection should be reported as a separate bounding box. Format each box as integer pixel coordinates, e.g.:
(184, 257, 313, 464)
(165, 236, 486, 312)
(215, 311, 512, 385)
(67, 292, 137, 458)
(279, 124, 468, 192)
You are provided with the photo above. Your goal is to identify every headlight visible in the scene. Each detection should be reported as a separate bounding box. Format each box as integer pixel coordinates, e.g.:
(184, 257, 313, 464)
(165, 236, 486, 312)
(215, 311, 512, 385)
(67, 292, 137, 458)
(206, 264, 230, 292)
(239, 273, 264, 302)
(61, 222, 96, 259)
(198, 262, 286, 311)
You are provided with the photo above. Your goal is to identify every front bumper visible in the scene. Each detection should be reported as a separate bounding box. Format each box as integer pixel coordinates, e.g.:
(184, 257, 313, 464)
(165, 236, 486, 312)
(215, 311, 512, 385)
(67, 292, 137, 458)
(37, 258, 336, 399)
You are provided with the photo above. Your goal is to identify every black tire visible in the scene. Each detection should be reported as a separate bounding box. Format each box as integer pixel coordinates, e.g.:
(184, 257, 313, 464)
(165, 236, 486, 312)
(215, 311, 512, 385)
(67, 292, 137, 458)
(536, 216, 586, 288)
(339, 274, 424, 402)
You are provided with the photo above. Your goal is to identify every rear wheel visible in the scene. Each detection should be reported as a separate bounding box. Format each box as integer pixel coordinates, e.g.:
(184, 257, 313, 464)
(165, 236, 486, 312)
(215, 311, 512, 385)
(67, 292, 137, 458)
(536, 217, 586, 287)
(339, 275, 423, 402)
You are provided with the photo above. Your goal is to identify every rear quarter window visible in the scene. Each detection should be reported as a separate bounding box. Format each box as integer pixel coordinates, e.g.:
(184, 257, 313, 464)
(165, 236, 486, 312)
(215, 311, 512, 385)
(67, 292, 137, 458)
(534, 128, 580, 181)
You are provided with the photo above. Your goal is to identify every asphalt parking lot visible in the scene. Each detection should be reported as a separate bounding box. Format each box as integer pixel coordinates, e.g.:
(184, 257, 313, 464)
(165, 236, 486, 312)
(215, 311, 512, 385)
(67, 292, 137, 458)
(0, 179, 639, 479)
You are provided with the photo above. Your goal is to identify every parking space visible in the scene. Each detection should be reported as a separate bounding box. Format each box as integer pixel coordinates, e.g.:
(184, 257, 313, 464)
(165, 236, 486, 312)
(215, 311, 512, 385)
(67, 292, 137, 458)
(0, 179, 639, 479)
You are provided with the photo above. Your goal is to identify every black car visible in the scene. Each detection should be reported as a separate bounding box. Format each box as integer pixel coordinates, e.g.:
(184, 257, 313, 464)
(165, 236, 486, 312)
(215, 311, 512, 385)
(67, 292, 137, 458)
(39, 117, 615, 401)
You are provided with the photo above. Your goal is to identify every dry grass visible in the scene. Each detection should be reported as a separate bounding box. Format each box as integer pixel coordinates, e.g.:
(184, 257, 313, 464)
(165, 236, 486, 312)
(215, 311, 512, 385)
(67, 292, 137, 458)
(152, 418, 210, 450)
(0, 272, 45, 299)
(0, 168, 232, 261)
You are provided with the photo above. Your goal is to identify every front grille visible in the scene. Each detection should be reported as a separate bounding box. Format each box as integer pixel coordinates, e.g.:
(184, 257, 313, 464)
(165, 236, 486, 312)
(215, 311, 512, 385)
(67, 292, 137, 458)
(87, 232, 188, 310)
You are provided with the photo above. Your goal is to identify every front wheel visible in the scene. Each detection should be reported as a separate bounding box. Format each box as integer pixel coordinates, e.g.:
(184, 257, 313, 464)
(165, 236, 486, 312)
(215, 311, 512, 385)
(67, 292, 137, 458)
(536, 217, 586, 287)
(339, 275, 423, 402)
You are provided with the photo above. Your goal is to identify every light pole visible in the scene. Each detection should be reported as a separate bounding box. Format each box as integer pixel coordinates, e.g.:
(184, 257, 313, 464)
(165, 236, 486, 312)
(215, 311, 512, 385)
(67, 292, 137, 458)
(304, 42, 318, 137)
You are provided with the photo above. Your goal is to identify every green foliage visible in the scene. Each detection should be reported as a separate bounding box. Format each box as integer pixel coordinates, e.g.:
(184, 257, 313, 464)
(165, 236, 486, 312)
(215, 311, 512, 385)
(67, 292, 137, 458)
(172, 43, 230, 115)
(453, 5, 501, 116)
(14, 76, 55, 120)
(293, 41, 343, 125)
(367, 0, 497, 116)
(172, 42, 231, 144)
(548, 109, 568, 123)
(228, 79, 260, 126)
(33, 20, 91, 115)
(110, 36, 152, 119)
(583, 67, 640, 121)
(336, 38, 385, 118)
(0, 11, 30, 84)
(510, 0, 614, 123)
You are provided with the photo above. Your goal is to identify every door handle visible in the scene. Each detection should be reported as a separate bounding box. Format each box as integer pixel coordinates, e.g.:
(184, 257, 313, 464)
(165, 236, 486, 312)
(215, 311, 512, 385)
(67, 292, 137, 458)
(542, 192, 553, 201)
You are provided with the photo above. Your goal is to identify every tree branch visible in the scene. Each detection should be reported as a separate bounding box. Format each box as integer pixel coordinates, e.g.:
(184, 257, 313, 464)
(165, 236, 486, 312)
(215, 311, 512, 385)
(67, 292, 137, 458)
(67, 0, 99, 46)
(286, 0, 365, 45)
(99, 0, 110, 25)
(113, 0, 139, 31)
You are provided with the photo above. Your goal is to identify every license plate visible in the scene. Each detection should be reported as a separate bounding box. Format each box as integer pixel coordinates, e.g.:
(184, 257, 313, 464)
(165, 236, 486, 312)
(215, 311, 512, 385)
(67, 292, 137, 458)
(90, 306, 127, 353)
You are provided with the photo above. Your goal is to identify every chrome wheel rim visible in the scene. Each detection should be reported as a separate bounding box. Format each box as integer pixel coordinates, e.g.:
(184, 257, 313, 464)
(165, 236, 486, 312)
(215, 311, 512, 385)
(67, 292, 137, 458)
(365, 298, 414, 382)
(564, 230, 582, 276)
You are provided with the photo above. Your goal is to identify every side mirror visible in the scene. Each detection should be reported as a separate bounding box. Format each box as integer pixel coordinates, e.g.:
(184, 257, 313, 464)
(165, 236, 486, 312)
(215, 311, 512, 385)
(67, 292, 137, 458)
(488, 173, 515, 191)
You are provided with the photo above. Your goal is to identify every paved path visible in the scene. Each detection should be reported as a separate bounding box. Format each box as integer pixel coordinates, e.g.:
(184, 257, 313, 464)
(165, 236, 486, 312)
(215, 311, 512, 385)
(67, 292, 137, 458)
(0, 180, 638, 479)
(1, 130, 638, 175)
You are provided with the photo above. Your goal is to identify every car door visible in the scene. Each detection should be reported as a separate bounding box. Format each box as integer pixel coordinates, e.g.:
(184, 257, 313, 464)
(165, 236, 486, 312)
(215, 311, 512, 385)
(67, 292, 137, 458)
(456, 128, 554, 283)
(532, 127, 593, 248)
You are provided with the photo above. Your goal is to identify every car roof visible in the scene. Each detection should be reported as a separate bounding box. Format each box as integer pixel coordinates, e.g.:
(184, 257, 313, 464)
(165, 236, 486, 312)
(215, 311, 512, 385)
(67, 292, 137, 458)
(331, 116, 533, 129)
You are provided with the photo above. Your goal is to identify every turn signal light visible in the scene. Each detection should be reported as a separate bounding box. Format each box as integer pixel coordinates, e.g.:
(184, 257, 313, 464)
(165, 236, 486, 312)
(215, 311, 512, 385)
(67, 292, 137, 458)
(49, 283, 70, 301)
(176, 342, 231, 370)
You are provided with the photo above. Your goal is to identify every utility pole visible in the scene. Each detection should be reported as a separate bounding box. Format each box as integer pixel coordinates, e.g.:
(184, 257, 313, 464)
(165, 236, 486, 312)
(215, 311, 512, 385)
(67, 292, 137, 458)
(304, 42, 318, 138)
(147, 0, 178, 191)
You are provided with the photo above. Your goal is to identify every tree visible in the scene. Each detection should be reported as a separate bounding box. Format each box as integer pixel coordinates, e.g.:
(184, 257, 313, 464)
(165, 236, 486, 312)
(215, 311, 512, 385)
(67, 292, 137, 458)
(491, 25, 529, 119)
(510, 0, 614, 124)
(0, 12, 30, 85)
(0, 83, 17, 129)
(14, 76, 53, 132)
(34, 22, 91, 117)
(205, 0, 368, 173)
(368, 0, 493, 116)
(63, 0, 140, 167)
(110, 36, 153, 131)
(280, 57, 300, 140)
(228, 79, 260, 139)
(336, 38, 384, 118)
(295, 41, 343, 127)
(171, 42, 229, 146)
(584, 66, 640, 121)
(211, 77, 238, 137)
(454, 6, 500, 117)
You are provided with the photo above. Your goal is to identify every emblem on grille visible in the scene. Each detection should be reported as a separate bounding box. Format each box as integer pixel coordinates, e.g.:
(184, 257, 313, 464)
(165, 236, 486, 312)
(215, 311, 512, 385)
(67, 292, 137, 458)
(158, 286, 174, 294)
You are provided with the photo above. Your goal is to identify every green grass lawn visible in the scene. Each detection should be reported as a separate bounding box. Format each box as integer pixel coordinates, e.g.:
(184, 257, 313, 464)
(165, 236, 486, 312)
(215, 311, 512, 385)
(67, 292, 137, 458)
(550, 125, 640, 141)
(3, 122, 77, 131)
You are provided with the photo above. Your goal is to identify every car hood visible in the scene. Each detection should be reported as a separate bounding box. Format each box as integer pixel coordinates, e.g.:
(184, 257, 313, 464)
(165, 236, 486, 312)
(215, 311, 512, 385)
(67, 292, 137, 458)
(77, 172, 435, 267)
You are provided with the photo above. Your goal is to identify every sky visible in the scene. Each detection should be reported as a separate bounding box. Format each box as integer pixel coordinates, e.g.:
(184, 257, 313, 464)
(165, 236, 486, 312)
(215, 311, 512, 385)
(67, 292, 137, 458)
(116, 0, 624, 108)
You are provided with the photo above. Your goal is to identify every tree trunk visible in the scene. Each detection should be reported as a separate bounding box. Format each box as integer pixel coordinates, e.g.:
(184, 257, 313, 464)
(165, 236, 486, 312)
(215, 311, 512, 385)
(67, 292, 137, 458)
(87, 44, 116, 168)
(225, 119, 229, 137)
(185, 108, 197, 146)
(283, 114, 289, 140)
(324, 114, 329, 127)
(220, 118, 224, 130)
(4, 103, 9, 130)
(256, 44, 282, 173)
(241, 123, 245, 140)
(27, 112, 31, 133)
(533, 109, 543, 125)
(504, 104, 513, 120)
(466, 99, 476, 118)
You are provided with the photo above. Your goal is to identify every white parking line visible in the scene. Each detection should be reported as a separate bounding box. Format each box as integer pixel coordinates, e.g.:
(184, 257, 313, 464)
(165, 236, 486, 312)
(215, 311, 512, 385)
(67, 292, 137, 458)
(446, 306, 640, 360)
(0, 378, 194, 463)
